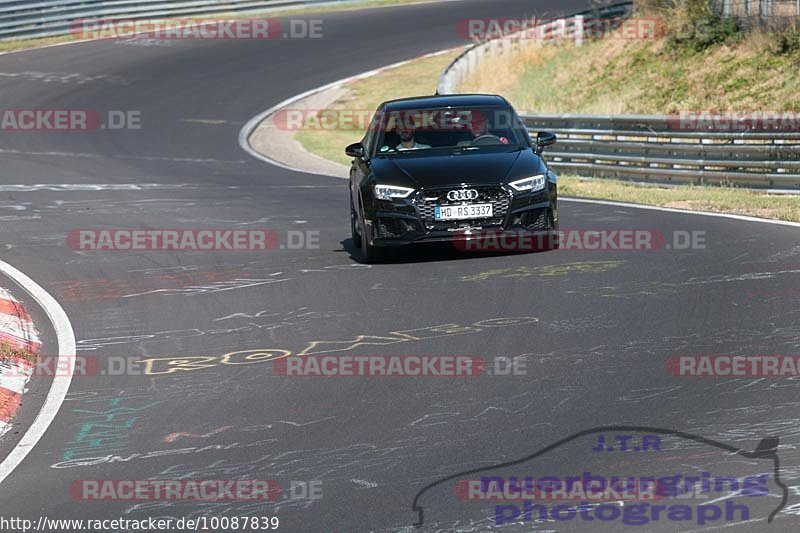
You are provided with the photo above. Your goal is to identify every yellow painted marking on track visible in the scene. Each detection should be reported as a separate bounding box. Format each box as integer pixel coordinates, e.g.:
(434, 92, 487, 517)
(135, 316, 539, 375)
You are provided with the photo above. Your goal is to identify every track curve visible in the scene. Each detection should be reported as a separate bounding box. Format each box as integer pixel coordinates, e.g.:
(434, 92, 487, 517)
(0, 1, 799, 531)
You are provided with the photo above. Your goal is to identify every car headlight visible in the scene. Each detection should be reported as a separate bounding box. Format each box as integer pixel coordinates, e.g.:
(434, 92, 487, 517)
(509, 174, 546, 192)
(374, 184, 415, 200)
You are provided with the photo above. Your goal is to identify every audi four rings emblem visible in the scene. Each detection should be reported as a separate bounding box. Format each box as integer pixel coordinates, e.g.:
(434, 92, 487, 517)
(447, 189, 479, 201)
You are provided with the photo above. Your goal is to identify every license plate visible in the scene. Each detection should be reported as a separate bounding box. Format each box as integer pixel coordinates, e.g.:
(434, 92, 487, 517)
(434, 203, 493, 221)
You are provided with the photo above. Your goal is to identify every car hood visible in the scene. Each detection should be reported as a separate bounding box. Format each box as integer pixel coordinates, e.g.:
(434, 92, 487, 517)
(371, 149, 531, 188)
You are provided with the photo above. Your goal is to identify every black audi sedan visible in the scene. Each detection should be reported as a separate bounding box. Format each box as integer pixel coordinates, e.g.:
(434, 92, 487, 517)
(346, 94, 557, 262)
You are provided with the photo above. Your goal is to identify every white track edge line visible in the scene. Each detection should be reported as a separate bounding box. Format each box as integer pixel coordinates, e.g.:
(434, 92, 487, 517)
(0, 260, 75, 485)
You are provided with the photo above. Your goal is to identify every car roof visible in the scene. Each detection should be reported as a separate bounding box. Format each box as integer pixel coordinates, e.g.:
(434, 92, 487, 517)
(381, 94, 510, 111)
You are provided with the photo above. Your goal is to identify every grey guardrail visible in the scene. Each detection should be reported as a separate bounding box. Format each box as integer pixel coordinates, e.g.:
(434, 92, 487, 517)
(0, 0, 399, 40)
(523, 114, 800, 188)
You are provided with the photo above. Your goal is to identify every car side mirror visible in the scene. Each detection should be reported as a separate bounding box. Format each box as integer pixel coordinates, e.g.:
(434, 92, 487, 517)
(536, 131, 556, 154)
(345, 142, 366, 158)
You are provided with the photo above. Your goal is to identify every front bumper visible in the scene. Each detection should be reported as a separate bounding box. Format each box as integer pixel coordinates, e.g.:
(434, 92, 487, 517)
(364, 183, 557, 247)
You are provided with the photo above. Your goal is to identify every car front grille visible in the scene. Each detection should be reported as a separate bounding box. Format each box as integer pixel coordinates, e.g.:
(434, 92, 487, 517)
(414, 186, 511, 230)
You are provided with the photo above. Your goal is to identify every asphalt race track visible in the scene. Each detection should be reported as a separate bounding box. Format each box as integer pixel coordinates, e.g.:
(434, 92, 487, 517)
(0, 1, 799, 531)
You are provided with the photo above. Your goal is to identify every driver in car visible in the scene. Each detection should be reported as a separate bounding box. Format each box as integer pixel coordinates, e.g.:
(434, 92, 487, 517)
(458, 111, 509, 146)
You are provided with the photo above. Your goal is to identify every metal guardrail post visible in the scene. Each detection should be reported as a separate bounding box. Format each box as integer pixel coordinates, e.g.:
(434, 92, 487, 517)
(574, 15, 584, 47)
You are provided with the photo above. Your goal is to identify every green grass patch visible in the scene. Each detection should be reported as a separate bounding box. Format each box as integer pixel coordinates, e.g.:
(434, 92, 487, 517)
(560, 176, 800, 222)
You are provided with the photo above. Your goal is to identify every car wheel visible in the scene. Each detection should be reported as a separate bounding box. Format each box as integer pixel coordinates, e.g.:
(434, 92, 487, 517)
(358, 206, 384, 263)
(350, 196, 362, 249)
(549, 211, 560, 250)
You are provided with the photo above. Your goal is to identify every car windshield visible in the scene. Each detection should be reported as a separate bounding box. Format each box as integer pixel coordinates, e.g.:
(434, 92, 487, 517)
(373, 106, 529, 155)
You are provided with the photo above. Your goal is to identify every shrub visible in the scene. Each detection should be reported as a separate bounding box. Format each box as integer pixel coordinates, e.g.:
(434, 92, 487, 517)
(769, 30, 800, 56)
(657, 0, 741, 52)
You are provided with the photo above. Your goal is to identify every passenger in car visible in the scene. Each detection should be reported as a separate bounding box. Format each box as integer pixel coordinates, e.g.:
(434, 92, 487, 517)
(395, 124, 431, 151)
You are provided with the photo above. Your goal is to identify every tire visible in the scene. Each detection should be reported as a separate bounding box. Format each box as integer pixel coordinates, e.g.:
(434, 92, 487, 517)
(350, 196, 362, 249)
(549, 211, 560, 250)
(358, 207, 384, 263)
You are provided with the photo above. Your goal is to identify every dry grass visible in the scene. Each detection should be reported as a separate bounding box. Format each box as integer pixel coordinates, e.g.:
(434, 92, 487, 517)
(461, 25, 800, 114)
(460, 43, 559, 98)
(0, 35, 75, 54)
(0, 341, 37, 365)
(560, 175, 800, 222)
